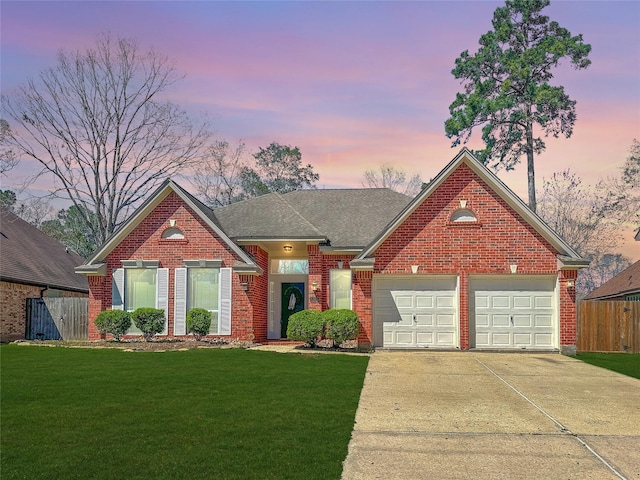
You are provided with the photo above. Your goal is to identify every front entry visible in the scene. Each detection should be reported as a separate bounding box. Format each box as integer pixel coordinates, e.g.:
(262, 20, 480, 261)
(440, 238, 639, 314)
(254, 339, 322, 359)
(280, 282, 305, 338)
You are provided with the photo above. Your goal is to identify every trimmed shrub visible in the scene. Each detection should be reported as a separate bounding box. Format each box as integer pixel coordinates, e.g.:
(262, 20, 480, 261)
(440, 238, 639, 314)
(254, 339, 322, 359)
(324, 309, 359, 346)
(286, 310, 325, 347)
(186, 308, 212, 340)
(131, 308, 165, 341)
(94, 310, 132, 341)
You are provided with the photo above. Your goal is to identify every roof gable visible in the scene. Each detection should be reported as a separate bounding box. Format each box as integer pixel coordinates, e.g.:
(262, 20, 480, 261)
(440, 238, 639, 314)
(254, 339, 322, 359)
(80, 180, 260, 272)
(0, 208, 88, 291)
(355, 148, 586, 264)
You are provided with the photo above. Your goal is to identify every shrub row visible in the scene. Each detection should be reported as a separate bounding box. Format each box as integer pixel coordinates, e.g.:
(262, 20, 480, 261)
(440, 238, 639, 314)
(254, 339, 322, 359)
(286, 309, 359, 347)
(95, 308, 213, 341)
(95, 308, 165, 342)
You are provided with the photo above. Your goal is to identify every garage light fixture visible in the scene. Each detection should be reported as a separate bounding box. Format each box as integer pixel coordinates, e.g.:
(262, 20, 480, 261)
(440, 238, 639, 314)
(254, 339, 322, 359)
(566, 279, 575, 287)
(411, 265, 419, 274)
(510, 264, 518, 274)
(337, 260, 343, 269)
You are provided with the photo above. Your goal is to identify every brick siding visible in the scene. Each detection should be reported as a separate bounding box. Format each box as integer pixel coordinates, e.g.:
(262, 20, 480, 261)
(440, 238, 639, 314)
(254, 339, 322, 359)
(87, 192, 255, 341)
(353, 164, 577, 350)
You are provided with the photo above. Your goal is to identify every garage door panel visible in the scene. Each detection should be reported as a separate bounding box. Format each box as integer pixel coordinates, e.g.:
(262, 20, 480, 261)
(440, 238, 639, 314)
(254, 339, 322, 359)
(534, 315, 552, 327)
(513, 315, 532, 327)
(416, 331, 434, 345)
(476, 314, 489, 327)
(436, 314, 454, 326)
(492, 315, 510, 327)
(416, 314, 434, 326)
(535, 296, 552, 308)
(492, 296, 510, 308)
(394, 294, 413, 308)
(395, 331, 413, 345)
(415, 295, 434, 308)
(491, 333, 511, 346)
(513, 296, 532, 308)
(375, 276, 458, 348)
(472, 276, 557, 350)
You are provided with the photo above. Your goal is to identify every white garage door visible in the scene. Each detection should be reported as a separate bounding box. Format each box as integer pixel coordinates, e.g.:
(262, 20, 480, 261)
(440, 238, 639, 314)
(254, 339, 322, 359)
(374, 276, 458, 348)
(470, 276, 557, 350)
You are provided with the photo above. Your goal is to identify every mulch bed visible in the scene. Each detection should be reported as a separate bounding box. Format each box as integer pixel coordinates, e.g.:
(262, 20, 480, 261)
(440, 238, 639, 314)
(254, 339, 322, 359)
(11, 338, 359, 352)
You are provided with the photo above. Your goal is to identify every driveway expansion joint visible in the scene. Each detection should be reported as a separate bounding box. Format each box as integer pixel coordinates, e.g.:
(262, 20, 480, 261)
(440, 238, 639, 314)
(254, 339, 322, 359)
(475, 358, 628, 480)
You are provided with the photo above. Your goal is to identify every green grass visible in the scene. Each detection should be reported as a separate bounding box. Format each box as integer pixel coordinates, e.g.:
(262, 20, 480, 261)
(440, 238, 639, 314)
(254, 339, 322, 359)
(0, 345, 369, 479)
(575, 353, 640, 379)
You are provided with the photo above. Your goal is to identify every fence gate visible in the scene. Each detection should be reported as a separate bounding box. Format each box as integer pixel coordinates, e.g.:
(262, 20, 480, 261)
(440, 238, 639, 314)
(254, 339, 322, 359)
(26, 297, 89, 341)
(577, 300, 640, 353)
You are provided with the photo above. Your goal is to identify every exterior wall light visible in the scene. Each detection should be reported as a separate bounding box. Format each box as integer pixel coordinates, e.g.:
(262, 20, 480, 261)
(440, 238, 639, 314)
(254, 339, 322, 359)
(566, 279, 575, 287)
(311, 281, 318, 291)
(337, 260, 344, 269)
(411, 265, 419, 274)
(241, 281, 249, 291)
(510, 264, 518, 274)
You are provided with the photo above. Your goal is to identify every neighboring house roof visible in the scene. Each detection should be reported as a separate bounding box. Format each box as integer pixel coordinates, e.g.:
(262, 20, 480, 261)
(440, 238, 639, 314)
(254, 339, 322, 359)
(583, 260, 640, 300)
(0, 208, 88, 292)
(214, 188, 412, 248)
(354, 148, 588, 268)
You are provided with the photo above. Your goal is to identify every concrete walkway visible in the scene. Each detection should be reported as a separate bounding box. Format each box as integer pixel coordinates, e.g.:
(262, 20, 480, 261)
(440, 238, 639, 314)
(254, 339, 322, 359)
(341, 352, 640, 480)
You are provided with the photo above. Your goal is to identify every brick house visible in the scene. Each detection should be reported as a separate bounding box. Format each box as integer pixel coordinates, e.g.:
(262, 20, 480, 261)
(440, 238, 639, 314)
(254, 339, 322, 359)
(1, 209, 89, 342)
(76, 149, 588, 353)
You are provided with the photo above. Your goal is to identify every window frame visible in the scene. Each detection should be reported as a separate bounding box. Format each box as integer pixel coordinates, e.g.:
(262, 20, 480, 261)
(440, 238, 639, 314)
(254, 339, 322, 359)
(329, 269, 352, 310)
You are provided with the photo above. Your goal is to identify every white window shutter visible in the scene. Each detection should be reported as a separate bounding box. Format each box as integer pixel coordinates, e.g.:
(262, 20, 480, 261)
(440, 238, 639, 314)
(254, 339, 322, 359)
(156, 268, 169, 334)
(174, 268, 187, 336)
(219, 267, 232, 335)
(112, 268, 125, 310)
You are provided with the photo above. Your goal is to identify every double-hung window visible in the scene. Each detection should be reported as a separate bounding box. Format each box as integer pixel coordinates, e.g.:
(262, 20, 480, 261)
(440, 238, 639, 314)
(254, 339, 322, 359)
(174, 261, 232, 336)
(188, 267, 220, 334)
(330, 269, 352, 309)
(112, 261, 168, 335)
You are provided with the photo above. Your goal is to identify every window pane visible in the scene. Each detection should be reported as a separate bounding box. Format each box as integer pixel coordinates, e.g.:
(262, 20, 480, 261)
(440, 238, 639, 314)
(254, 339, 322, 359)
(126, 268, 157, 311)
(272, 259, 309, 274)
(330, 270, 351, 309)
(188, 268, 219, 312)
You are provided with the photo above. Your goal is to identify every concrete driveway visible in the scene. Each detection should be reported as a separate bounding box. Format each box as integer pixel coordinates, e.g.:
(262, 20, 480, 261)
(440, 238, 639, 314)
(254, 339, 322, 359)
(341, 352, 640, 480)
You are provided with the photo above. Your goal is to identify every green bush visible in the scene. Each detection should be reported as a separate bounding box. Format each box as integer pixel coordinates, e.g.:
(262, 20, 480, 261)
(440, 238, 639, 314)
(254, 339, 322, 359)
(131, 308, 165, 341)
(324, 309, 359, 346)
(286, 310, 325, 347)
(186, 308, 212, 340)
(94, 310, 132, 341)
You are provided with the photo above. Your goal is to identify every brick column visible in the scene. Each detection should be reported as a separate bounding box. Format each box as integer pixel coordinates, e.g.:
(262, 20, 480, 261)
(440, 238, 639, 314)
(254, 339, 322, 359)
(559, 270, 578, 355)
(87, 276, 105, 340)
(352, 270, 373, 351)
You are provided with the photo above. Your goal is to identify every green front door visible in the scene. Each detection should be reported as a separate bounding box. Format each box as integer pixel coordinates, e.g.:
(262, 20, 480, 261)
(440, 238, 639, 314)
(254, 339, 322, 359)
(281, 282, 305, 338)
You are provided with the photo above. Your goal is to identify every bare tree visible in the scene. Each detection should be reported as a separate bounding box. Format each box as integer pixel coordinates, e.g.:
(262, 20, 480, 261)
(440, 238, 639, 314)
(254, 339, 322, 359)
(601, 139, 640, 227)
(0, 120, 19, 175)
(192, 140, 248, 208)
(362, 164, 422, 196)
(577, 253, 632, 297)
(1, 33, 210, 244)
(537, 169, 631, 295)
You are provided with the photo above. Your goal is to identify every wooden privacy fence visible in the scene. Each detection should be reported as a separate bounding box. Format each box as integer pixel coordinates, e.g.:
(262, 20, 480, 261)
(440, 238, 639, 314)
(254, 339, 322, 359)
(26, 297, 88, 341)
(577, 300, 640, 353)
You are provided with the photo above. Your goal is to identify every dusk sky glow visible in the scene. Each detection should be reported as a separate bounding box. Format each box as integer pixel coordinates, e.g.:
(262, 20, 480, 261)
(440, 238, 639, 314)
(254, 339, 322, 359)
(1, 1, 639, 259)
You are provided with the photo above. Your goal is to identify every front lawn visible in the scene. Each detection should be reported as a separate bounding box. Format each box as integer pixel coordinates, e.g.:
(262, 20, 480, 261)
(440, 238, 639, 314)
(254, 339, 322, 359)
(575, 352, 640, 379)
(0, 345, 368, 479)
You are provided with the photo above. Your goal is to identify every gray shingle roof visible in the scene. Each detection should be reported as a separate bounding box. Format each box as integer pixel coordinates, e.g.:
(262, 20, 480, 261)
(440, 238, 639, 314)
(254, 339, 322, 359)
(0, 208, 89, 292)
(212, 188, 412, 248)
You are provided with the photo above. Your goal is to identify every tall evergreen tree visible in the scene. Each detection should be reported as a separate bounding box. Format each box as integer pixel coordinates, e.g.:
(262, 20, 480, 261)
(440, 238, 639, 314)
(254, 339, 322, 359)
(445, 0, 591, 212)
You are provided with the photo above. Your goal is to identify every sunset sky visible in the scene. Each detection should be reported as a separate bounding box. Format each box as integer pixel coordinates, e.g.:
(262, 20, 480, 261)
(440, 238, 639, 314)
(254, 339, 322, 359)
(1, 1, 639, 259)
